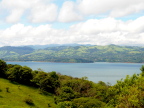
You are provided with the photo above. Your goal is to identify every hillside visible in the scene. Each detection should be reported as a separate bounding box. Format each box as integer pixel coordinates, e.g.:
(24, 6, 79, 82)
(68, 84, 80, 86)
(1, 59, 144, 107)
(0, 78, 56, 108)
(1, 45, 144, 63)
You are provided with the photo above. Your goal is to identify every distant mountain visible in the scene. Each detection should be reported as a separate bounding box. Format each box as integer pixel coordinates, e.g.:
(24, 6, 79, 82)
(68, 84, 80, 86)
(0, 46, 34, 55)
(1, 44, 144, 63)
(0, 46, 34, 61)
(23, 44, 92, 49)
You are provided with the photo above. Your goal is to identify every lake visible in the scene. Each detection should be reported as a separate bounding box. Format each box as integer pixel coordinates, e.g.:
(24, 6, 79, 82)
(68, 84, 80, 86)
(7, 62, 144, 85)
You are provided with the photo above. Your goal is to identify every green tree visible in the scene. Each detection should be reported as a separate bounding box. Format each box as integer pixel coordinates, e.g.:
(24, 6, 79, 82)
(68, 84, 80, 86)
(58, 86, 75, 101)
(40, 71, 60, 93)
(0, 59, 7, 78)
(7, 65, 33, 85)
(31, 71, 48, 87)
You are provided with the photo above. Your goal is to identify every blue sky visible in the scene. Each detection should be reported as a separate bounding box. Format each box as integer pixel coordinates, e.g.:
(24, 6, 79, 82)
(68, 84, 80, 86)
(0, 0, 144, 46)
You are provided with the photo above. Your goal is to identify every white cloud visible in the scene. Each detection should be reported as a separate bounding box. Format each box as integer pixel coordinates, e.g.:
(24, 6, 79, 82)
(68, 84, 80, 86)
(29, 3, 58, 23)
(70, 16, 144, 34)
(0, 23, 71, 46)
(0, 0, 33, 23)
(1, 0, 144, 24)
(1, 0, 31, 9)
(0, 0, 144, 47)
(0, 0, 58, 23)
(6, 9, 24, 23)
(58, 1, 83, 22)
(78, 0, 144, 17)
(0, 16, 144, 46)
(69, 16, 144, 45)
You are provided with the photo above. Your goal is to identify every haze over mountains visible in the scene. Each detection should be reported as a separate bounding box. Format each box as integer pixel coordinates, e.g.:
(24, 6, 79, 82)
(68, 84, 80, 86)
(0, 44, 144, 63)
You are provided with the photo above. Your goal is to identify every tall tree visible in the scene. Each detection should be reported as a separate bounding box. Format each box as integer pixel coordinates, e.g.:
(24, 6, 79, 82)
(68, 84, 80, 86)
(0, 59, 7, 78)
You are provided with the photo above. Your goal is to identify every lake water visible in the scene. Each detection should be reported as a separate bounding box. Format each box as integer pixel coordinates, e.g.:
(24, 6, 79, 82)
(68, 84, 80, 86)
(7, 62, 144, 85)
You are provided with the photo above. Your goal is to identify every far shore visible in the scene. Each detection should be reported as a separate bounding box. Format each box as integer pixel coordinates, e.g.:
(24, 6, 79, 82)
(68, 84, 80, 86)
(6, 61, 144, 64)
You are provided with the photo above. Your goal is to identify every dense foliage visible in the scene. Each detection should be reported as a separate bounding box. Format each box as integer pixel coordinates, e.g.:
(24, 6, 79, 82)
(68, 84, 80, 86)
(1, 59, 144, 107)
(0, 59, 7, 78)
(1, 45, 144, 63)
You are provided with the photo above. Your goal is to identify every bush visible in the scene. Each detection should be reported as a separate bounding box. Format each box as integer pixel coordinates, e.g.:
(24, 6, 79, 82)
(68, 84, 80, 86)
(24, 97, 34, 105)
(58, 86, 75, 101)
(57, 101, 76, 108)
(73, 97, 106, 108)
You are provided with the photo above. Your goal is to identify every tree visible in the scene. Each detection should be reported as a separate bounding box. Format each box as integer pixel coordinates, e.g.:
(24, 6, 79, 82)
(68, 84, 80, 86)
(31, 70, 48, 87)
(58, 86, 75, 101)
(140, 65, 144, 76)
(7, 65, 33, 85)
(0, 59, 7, 78)
(40, 71, 60, 93)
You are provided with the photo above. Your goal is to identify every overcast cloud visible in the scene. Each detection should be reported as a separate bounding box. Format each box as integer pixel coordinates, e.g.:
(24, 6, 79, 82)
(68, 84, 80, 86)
(0, 0, 144, 46)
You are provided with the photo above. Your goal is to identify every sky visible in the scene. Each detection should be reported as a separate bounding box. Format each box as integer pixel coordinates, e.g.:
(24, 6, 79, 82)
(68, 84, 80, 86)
(0, 0, 144, 47)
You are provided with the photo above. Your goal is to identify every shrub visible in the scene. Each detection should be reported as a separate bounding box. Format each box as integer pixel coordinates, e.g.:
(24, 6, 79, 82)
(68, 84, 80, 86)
(24, 97, 34, 105)
(57, 101, 76, 108)
(73, 97, 106, 108)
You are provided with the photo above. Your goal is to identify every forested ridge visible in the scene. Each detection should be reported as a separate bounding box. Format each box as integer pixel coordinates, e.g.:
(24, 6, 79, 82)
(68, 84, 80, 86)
(1, 44, 144, 63)
(1, 59, 144, 107)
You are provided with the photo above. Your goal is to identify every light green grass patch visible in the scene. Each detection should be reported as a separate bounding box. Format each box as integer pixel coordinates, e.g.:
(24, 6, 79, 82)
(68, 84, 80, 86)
(0, 78, 56, 108)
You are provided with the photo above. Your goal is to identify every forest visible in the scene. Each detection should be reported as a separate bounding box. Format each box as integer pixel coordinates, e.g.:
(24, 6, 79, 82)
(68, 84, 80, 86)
(1, 59, 144, 108)
(1, 44, 144, 63)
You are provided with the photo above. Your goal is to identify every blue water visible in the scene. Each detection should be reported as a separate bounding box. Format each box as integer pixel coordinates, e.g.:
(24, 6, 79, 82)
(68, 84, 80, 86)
(7, 62, 144, 85)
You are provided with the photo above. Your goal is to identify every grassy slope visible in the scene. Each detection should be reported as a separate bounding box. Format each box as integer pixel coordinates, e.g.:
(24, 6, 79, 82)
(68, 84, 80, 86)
(0, 78, 56, 108)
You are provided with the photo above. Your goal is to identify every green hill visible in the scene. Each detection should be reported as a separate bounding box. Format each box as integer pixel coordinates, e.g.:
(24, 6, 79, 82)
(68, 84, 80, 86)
(1, 45, 144, 63)
(0, 78, 56, 108)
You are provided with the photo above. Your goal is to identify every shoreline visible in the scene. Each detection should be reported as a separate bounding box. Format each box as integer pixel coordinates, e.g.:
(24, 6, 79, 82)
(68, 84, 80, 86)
(6, 60, 144, 64)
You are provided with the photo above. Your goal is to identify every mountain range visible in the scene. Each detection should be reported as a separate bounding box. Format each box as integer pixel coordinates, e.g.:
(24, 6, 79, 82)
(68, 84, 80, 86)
(0, 44, 144, 63)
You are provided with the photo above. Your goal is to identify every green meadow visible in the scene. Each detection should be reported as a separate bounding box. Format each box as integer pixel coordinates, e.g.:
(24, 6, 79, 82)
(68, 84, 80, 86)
(0, 78, 56, 108)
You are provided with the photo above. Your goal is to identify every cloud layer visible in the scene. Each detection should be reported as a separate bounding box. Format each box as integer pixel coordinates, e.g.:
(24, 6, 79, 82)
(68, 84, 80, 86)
(1, 0, 144, 23)
(0, 0, 144, 46)
(0, 16, 144, 46)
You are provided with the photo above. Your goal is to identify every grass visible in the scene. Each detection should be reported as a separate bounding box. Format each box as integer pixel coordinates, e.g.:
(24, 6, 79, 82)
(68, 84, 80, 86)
(0, 78, 56, 108)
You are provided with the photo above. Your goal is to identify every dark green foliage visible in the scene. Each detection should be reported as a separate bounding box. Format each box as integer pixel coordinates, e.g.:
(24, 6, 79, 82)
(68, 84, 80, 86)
(58, 87, 75, 101)
(7, 65, 33, 85)
(40, 71, 60, 93)
(31, 70, 48, 87)
(73, 97, 106, 108)
(0, 59, 7, 78)
(59, 77, 94, 97)
(140, 65, 144, 76)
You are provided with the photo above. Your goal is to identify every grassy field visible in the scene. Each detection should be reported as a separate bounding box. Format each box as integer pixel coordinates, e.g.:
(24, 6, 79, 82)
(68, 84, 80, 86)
(0, 78, 56, 108)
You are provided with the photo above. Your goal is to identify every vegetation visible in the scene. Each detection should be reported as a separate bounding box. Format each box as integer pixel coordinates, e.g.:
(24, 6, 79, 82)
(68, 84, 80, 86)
(1, 59, 144, 107)
(0, 78, 56, 108)
(1, 45, 144, 63)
